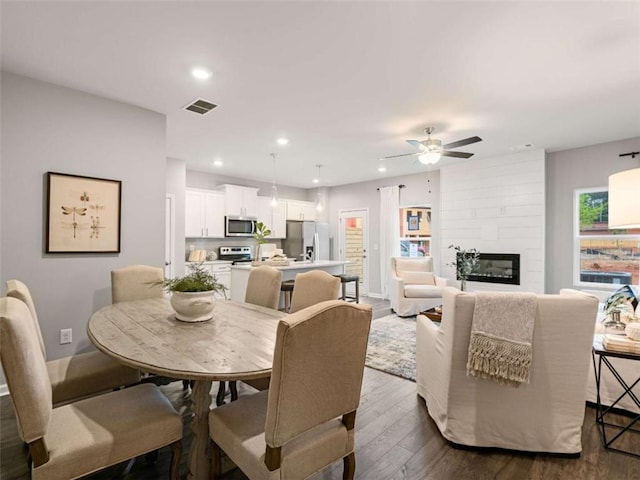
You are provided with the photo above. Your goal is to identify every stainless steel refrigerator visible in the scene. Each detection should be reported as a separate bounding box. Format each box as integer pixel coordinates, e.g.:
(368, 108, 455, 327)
(282, 221, 331, 262)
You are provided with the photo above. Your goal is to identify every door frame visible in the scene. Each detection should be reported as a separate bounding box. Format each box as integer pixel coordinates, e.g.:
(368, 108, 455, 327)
(165, 194, 176, 279)
(338, 208, 369, 296)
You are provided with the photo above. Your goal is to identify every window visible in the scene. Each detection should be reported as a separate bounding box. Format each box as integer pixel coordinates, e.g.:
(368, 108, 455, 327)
(575, 188, 640, 287)
(399, 206, 431, 257)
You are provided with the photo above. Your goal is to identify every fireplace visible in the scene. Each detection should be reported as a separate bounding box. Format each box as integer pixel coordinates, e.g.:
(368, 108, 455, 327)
(458, 252, 521, 285)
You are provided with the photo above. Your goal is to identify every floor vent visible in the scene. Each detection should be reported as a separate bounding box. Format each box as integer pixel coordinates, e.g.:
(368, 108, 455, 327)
(184, 99, 218, 115)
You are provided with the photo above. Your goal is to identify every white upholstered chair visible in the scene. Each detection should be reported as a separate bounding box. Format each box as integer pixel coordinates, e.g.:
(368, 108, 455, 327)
(561, 288, 640, 414)
(5, 279, 140, 405)
(389, 256, 447, 317)
(110, 264, 164, 303)
(0, 297, 183, 480)
(209, 300, 372, 479)
(220, 266, 284, 404)
(416, 287, 599, 454)
(289, 270, 341, 314)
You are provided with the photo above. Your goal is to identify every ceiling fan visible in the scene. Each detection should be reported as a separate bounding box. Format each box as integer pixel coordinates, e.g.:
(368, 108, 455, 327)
(381, 127, 482, 165)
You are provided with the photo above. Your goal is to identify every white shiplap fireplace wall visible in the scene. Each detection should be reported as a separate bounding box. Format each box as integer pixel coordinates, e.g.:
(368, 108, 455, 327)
(440, 149, 546, 293)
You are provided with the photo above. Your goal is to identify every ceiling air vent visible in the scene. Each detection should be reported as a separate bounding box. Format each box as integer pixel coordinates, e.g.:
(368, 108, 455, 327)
(184, 99, 218, 115)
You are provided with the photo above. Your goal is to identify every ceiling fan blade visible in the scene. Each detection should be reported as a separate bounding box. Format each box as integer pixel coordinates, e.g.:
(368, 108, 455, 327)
(406, 139, 425, 150)
(380, 152, 419, 160)
(441, 150, 474, 159)
(442, 136, 482, 150)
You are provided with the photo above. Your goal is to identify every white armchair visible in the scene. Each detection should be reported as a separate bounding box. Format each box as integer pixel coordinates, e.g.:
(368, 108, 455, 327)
(389, 256, 446, 317)
(416, 287, 599, 454)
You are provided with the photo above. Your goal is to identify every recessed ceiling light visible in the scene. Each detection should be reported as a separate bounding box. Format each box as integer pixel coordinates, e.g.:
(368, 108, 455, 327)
(312, 178, 319, 184)
(276, 138, 289, 146)
(510, 143, 534, 151)
(191, 68, 212, 80)
(378, 166, 387, 173)
(213, 159, 224, 167)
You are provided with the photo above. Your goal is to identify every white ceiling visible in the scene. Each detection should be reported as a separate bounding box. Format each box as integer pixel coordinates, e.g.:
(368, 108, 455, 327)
(2, 1, 639, 188)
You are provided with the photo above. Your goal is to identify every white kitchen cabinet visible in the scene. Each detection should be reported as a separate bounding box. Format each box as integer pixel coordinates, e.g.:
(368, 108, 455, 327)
(256, 196, 287, 239)
(219, 184, 259, 217)
(185, 189, 225, 238)
(286, 200, 317, 221)
(186, 261, 232, 299)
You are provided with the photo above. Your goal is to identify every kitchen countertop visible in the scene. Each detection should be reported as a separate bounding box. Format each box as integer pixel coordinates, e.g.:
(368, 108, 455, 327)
(186, 260, 233, 265)
(231, 260, 349, 271)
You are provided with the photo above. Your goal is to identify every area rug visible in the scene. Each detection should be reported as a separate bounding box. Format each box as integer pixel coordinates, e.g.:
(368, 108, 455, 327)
(365, 314, 416, 381)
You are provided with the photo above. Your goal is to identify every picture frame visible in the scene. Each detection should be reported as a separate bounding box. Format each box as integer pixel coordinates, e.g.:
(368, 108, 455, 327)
(46, 172, 121, 253)
(407, 215, 420, 231)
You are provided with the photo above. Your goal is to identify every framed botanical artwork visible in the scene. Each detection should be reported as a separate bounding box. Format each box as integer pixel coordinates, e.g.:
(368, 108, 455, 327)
(46, 172, 121, 253)
(407, 215, 420, 231)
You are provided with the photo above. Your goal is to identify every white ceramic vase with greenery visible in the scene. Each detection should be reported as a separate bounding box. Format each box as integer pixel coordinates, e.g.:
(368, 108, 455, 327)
(252, 221, 271, 265)
(156, 264, 227, 322)
(448, 245, 480, 292)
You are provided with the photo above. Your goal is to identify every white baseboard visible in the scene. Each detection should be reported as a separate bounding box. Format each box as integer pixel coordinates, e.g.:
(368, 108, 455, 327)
(0, 384, 9, 397)
(365, 292, 385, 299)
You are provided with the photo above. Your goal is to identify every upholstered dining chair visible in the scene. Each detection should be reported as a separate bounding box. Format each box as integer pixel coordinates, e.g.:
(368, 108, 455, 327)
(218, 266, 283, 405)
(111, 264, 192, 389)
(110, 264, 164, 303)
(289, 269, 341, 313)
(0, 297, 183, 480)
(209, 300, 372, 480)
(5, 279, 141, 405)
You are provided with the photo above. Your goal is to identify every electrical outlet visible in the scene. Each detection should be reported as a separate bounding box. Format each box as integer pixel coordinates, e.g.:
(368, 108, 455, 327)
(60, 328, 72, 344)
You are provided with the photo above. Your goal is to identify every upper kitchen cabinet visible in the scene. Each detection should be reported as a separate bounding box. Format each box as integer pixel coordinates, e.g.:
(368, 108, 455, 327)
(185, 189, 225, 238)
(219, 185, 259, 217)
(286, 200, 317, 221)
(256, 197, 287, 238)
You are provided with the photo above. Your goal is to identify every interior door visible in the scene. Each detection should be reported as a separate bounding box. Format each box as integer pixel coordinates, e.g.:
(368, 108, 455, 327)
(339, 209, 369, 295)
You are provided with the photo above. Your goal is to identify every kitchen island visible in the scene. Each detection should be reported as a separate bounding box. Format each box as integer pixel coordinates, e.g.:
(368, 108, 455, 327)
(230, 260, 349, 303)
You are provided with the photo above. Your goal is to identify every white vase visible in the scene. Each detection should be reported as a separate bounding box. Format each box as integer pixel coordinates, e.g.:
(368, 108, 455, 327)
(170, 291, 216, 322)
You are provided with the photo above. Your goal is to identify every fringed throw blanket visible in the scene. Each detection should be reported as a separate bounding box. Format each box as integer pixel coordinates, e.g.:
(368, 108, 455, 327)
(467, 292, 537, 387)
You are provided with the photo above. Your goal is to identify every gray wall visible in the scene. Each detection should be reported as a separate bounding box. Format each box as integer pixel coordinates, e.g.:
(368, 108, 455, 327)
(327, 170, 441, 296)
(0, 72, 166, 362)
(546, 136, 640, 294)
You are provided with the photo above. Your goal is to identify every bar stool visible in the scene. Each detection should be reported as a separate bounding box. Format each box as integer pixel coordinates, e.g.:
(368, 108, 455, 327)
(280, 280, 295, 312)
(334, 274, 360, 303)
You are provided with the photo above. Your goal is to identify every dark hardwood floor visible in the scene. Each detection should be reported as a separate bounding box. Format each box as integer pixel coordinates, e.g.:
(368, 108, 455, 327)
(2, 297, 639, 479)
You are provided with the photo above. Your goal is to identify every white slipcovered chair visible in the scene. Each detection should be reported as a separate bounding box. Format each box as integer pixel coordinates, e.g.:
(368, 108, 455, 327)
(5, 279, 140, 405)
(561, 288, 640, 414)
(208, 300, 372, 479)
(0, 297, 183, 480)
(416, 287, 599, 454)
(389, 256, 447, 317)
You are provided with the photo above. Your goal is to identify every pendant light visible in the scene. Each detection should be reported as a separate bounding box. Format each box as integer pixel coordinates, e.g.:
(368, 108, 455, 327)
(608, 152, 640, 229)
(315, 164, 324, 212)
(269, 153, 278, 207)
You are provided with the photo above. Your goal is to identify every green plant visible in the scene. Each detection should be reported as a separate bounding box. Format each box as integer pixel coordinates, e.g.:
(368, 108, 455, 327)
(155, 263, 227, 296)
(448, 245, 480, 283)
(253, 221, 271, 244)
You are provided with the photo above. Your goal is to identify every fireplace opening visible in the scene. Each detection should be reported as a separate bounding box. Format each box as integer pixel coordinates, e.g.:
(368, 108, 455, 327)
(457, 252, 521, 285)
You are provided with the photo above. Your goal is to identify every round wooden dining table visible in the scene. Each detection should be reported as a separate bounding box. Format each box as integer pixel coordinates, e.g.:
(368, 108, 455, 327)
(87, 297, 286, 480)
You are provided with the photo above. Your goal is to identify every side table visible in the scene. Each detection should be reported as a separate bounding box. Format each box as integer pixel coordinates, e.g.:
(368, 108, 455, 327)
(592, 335, 640, 457)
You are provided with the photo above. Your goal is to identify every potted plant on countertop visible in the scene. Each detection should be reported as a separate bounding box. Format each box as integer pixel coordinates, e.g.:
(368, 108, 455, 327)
(155, 263, 228, 322)
(252, 221, 272, 266)
(448, 245, 480, 292)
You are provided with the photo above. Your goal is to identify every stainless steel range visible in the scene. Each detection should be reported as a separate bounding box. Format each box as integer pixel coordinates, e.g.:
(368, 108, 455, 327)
(219, 246, 253, 264)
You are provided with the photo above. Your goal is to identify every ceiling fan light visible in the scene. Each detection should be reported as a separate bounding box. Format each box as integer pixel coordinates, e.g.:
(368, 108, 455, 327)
(419, 152, 441, 165)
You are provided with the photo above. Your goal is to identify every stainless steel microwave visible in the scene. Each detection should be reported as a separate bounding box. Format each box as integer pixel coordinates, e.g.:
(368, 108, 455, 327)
(225, 215, 257, 237)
